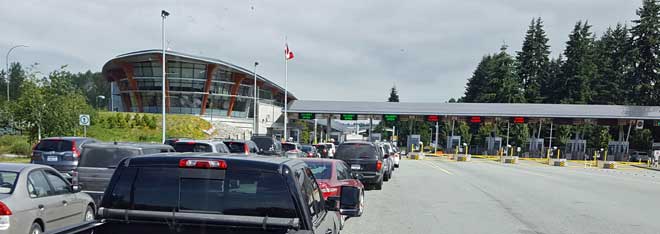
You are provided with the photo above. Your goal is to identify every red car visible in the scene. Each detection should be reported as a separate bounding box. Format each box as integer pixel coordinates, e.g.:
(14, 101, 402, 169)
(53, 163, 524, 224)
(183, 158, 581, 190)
(300, 158, 365, 199)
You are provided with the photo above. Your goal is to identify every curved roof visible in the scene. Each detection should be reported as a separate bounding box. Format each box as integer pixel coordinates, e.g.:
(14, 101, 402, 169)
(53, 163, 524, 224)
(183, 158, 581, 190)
(101, 49, 296, 100)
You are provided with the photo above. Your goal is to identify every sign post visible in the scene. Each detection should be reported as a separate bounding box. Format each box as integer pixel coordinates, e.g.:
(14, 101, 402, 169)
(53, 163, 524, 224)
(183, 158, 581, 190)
(79, 114, 90, 137)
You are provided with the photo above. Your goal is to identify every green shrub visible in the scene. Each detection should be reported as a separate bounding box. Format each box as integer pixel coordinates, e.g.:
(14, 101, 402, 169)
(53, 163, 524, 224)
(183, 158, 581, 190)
(9, 140, 32, 156)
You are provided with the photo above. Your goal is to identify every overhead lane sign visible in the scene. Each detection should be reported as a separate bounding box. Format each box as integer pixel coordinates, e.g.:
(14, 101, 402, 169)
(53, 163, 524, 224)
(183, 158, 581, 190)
(340, 114, 358, 121)
(383, 114, 399, 121)
(298, 113, 316, 120)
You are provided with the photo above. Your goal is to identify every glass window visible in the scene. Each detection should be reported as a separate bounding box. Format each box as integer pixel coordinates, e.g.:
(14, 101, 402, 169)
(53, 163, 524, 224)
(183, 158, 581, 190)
(173, 143, 213, 152)
(35, 140, 74, 152)
(300, 168, 324, 219)
(336, 143, 379, 160)
(104, 167, 137, 209)
(27, 170, 53, 198)
(306, 161, 332, 180)
(43, 170, 70, 195)
(0, 171, 18, 194)
(79, 148, 141, 168)
(133, 167, 179, 211)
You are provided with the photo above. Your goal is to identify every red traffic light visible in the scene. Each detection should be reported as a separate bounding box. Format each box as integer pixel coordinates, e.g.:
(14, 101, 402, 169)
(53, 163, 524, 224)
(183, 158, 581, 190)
(426, 115, 440, 122)
(469, 116, 481, 123)
(513, 117, 525, 124)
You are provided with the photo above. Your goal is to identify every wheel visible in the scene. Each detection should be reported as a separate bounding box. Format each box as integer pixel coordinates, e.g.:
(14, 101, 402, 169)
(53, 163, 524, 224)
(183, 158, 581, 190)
(29, 222, 43, 234)
(84, 205, 95, 221)
(375, 179, 383, 190)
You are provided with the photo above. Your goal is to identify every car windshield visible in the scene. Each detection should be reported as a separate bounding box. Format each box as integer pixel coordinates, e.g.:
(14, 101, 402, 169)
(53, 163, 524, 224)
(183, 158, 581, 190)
(35, 140, 73, 152)
(282, 143, 296, 152)
(173, 143, 213, 152)
(301, 145, 314, 152)
(305, 161, 332, 179)
(224, 142, 246, 153)
(79, 147, 141, 167)
(0, 171, 18, 194)
(336, 143, 378, 159)
(105, 166, 296, 218)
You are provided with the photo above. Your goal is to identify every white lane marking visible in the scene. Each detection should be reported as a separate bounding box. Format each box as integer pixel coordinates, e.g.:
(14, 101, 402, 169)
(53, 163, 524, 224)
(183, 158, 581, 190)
(422, 161, 454, 175)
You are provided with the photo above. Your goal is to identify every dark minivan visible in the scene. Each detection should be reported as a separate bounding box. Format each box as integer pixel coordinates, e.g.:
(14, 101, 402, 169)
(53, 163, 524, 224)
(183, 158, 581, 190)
(31, 137, 98, 176)
(334, 141, 384, 190)
(251, 135, 284, 156)
(74, 142, 174, 204)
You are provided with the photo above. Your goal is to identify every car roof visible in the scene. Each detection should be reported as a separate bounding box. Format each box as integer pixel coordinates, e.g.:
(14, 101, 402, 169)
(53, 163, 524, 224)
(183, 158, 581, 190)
(125, 153, 302, 171)
(299, 158, 338, 164)
(341, 141, 373, 145)
(174, 139, 224, 144)
(222, 139, 250, 143)
(82, 142, 173, 149)
(0, 163, 51, 172)
(42, 137, 92, 141)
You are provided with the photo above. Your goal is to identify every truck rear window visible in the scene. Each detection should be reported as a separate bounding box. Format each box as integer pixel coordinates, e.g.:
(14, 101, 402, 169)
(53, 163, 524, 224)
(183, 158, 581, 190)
(173, 143, 213, 152)
(336, 143, 378, 159)
(224, 142, 247, 153)
(105, 166, 296, 218)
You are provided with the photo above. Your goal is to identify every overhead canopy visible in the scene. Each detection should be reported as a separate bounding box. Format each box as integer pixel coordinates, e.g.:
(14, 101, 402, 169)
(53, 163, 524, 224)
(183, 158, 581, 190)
(287, 100, 660, 120)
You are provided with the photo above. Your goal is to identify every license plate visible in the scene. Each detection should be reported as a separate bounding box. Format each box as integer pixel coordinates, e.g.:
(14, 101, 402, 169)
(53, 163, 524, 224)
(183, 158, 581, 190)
(351, 164, 361, 170)
(47, 156, 58, 162)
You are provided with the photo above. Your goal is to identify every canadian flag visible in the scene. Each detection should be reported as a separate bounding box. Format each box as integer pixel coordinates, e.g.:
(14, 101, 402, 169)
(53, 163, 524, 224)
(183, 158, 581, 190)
(284, 43, 294, 60)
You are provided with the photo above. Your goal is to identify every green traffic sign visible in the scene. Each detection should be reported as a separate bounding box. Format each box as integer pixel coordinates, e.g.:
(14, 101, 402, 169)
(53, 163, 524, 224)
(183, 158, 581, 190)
(383, 114, 398, 121)
(298, 113, 316, 120)
(340, 114, 358, 121)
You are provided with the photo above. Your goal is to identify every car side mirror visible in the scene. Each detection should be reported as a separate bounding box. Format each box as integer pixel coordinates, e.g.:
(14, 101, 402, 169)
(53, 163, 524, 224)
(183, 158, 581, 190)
(339, 186, 362, 217)
(71, 184, 82, 193)
(325, 196, 340, 211)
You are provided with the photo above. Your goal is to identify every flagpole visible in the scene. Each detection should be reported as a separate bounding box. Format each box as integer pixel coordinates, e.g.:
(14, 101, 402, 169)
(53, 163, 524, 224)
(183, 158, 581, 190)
(284, 51, 288, 142)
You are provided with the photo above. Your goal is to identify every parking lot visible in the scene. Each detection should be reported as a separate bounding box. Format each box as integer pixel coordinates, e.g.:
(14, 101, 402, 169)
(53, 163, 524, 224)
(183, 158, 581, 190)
(342, 157, 660, 234)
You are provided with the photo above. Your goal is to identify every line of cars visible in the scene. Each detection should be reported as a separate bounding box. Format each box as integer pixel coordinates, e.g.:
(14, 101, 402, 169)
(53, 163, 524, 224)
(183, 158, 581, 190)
(1, 136, 401, 234)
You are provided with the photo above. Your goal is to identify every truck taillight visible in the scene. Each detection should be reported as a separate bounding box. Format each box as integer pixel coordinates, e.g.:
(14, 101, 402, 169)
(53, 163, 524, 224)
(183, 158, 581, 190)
(376, 160, 383, 171)
(179, 159, 227, 169)
(244, 144, 249, 155)
(0, 201, 11, 230)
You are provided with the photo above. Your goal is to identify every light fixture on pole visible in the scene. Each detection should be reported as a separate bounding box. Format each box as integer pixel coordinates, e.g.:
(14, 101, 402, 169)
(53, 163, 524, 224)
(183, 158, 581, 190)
(161, 10, 169, 144)
(253, 61, 259, 135)
(5, 45, 28, 101)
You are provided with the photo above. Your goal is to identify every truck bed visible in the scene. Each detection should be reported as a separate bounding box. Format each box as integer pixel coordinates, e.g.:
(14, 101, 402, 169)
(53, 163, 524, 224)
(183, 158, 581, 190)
(50, 221, 305, 234)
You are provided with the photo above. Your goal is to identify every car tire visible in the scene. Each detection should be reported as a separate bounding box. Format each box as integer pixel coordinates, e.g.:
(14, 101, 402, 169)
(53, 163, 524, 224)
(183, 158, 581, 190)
(29, 222, 43, 234)
(84, 205, 95, 221)
(375, 179, 383, 190)
(383, 171, 390, 181)
(395, 164, 400, 168)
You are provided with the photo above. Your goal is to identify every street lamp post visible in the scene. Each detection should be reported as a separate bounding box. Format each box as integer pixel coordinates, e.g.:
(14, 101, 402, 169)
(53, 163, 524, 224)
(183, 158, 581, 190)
(253, 61, 259, 135)
(5, 45, 28, 101)
(161, 10, 170, 144)
(96, 95, 106, 110)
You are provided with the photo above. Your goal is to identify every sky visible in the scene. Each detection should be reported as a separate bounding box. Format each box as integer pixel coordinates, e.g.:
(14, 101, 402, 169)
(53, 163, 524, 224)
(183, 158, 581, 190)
(0, 0, 643, 102)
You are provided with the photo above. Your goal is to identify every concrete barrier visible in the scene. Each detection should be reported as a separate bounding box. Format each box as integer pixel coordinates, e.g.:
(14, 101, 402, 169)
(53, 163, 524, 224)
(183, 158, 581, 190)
(410, 153, 425, 160)
(502, 156, 519, 164)
(603, 161, 617, 169)
(552, 159, 567, 167)
(456, 154, 471, 162)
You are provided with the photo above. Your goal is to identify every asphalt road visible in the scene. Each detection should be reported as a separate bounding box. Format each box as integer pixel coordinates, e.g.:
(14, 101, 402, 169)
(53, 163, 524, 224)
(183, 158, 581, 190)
(341, 158, 660, 234)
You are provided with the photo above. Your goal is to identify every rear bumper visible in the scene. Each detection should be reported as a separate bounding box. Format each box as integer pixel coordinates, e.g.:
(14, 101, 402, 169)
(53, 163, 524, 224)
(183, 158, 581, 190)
(356, 171, 382, 184)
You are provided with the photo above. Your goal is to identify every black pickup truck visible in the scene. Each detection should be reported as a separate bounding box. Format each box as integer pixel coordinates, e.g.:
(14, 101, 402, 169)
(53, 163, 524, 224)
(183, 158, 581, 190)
(47, 153, 363, 234)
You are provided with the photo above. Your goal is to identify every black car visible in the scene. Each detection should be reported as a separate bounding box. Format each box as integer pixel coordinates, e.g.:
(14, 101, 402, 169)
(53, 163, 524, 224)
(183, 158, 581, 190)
(251, 135, 284, 156)
(315, 144, 329, 158)
(30, 137, 98, 176)
(50, 153, 363, 234)
(334, 141, 385, 190)
(74, 142, 174, 204)
(301, 145, 321, 158)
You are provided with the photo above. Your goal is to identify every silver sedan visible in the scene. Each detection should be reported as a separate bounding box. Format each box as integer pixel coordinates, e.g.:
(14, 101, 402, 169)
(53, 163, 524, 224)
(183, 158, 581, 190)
(0, 163, 95, 234)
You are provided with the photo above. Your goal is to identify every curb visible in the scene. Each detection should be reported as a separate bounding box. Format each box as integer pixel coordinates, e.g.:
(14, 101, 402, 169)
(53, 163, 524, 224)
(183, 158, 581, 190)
(631, 165, 660, 172)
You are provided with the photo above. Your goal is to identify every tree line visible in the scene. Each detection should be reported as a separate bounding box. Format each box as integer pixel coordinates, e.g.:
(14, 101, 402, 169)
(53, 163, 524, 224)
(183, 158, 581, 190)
(0, 63, 110, 142)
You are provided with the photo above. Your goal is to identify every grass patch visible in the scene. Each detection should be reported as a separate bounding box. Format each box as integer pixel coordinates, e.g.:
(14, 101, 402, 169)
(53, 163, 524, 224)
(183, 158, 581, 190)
(0, 157, 30, 164)
(0, 135, 32, 156)
(87, 112, 213, 143)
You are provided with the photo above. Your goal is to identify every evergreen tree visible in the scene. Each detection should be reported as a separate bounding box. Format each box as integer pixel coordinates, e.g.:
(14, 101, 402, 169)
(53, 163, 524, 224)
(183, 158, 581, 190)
(593, 24, 634, 105)
(464, 55, 494, 102)
(388, 86, 400, 102)
(7, 63, 26, 101)
(630, 0, 660, 105)
(560, 21, 597, 104)
(491, 46, 524, 103)
(541, 56, 564, 103)
(517, 18, 551, 103)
